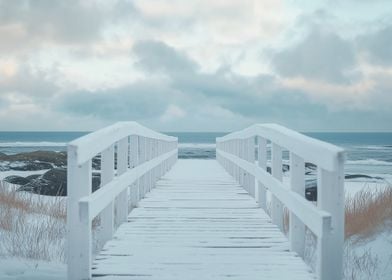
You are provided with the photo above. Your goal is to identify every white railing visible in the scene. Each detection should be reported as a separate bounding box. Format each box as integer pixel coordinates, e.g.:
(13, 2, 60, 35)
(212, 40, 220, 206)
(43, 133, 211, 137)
(216, 124, 345, 280)
(67, 122, 177, 280)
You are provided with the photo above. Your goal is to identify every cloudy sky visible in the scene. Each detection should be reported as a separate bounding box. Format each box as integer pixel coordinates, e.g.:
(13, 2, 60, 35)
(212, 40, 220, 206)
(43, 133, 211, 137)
(0, 0, 391, 132)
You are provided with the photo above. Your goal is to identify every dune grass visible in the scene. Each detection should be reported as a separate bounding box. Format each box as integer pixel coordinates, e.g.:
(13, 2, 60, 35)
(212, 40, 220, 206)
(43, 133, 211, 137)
(0, 181, 66, 261)
(345, 185, 392, 240)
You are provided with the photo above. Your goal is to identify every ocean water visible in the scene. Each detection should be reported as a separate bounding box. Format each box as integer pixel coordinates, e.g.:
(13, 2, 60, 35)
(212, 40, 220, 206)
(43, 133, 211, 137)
(0, 131, 391, 180)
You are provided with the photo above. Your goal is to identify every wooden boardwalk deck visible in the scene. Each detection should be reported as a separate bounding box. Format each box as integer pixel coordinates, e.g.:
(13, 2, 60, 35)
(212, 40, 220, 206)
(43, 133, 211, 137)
(92, 159, 315, 280)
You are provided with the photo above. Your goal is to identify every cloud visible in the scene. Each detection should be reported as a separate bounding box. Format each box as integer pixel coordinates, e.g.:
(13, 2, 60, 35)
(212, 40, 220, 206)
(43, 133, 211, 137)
(133, 40, 197, 74)
(271, 26, 357, 84)
(0, 0, 138, 54)
(0, 63, 59, 100)
(160, 104, 186, 122)
(357, 24, 392, 66)
(57, 81, 172, 120)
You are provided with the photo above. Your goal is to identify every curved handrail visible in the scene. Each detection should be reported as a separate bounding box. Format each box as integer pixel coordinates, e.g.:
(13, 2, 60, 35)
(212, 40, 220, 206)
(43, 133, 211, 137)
(217, 123, 344, 171)
(69, 121, 177, 166)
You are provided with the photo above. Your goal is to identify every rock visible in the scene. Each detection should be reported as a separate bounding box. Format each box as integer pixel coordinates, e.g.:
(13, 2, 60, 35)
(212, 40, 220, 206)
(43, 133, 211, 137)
(345, 174, 384, 180)
(305, 186, 317, 201)
(10, 162, 53, 171)
(305, 162, 317, 170)
(0, 151, 66, 171)
(305, 179, 317, 201)
(25, 174, 41, 180)
(0, 151, 66, 167)
(19, 168, 101, 196)
(3, 175, 30, 185)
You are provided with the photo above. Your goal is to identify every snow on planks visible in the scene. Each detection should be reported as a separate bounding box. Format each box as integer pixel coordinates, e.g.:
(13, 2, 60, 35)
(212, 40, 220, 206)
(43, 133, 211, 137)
(92, 159, 316, 280)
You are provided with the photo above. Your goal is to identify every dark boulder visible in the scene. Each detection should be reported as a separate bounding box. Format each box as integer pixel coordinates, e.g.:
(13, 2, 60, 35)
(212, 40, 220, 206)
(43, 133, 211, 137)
(3, 175, 30, 185)
(305, 179, 317, 201)
(305, 162, 317, 170)
(18, 168, 101, 196)
(11, 162, 53, 171)
(305, 186, 317, 201)
(25, 174, 42, 180)
(0, 151, 67, 167)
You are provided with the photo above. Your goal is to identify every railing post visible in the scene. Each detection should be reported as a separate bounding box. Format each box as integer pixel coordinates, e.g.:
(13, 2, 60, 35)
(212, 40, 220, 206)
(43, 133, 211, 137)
(130, 135, 139, 208)
(289, 152, 305, 257)
(116, 137, 129, 226)
(139, 137, 145, 199)
(247, 137, 256, 197)
(316, 160, 344, 280)
(100, 144, 115, 243)
(257, 136, 267, 210)
(67, 149, 92, 280)
(271, 143, 284, 230)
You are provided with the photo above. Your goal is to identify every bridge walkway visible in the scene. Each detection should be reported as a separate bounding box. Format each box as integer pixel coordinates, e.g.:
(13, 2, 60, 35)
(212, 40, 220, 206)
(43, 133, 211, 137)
(92, 159, 315, 280)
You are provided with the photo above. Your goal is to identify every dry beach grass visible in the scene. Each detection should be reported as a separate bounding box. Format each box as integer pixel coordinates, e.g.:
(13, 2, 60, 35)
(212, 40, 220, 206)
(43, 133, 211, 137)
(0, 181, 66, 261)
(345, 185, 392, 240)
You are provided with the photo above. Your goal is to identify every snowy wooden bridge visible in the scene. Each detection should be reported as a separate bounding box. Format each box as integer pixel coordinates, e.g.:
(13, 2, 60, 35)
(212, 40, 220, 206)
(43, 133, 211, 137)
(67, 122, 345, 280)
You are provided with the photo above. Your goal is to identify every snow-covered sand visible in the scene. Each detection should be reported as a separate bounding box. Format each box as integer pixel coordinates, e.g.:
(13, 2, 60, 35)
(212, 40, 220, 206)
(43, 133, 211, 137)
(0, 258, 66, 280)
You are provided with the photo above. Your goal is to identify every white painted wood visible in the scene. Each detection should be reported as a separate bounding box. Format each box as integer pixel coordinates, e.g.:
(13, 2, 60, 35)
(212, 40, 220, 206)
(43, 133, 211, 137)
(216, 123, 345, 280)
(257, 136, 267, 210)
(247, 137, 255, 198)
(129, 135, 139, 209)
(217, 150, 331, 237)
(116, 137, 129, 225)
(69, 122, 177, 166)
(289, 152, 305, 257)
(316, 163, 345, 280)
(67, 122, 178, 280)
(217, 123, 344, 171)
(79, 150, 177, 219)
(100, 144, 115, 243)
(271, 143, 284, 230)
(92, 160, 316, 280)
(67, 148, 92, 280)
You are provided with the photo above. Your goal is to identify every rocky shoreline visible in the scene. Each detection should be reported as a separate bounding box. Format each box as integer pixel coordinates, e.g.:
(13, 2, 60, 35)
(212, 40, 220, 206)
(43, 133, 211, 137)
(1, 151, 101, 196)
(0, 151, 385, 199)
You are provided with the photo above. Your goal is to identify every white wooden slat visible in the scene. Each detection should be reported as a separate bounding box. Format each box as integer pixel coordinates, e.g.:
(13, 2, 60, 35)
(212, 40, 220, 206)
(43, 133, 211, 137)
(100, 144, 115, 243)
(271, 143, 284, 230)
(289, 152, 306, 257)
(67, 151, 92, 280)
(257, 136, 267, 210)
(129, 135, 139, 209)
(92, 160, 316, 280)
(116, 137, 129, 225)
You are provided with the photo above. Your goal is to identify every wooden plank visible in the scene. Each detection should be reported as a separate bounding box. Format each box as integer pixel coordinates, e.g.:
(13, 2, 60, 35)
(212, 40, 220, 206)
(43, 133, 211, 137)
(92, 160, 316, 280)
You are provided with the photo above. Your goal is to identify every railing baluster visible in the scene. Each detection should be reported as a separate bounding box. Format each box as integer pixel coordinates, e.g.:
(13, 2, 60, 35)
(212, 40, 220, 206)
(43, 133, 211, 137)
(247, 137, 255, 197)
(271, 143, 284, 230)
(100, 144, 115, 242)
(257, 136, 267, 210)
(67, 156, 92, 280)
(289, 152, 305, 257)
(116, 137, 129, 225)
(130, 135, 139, 209)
